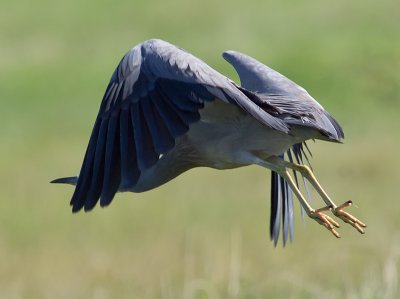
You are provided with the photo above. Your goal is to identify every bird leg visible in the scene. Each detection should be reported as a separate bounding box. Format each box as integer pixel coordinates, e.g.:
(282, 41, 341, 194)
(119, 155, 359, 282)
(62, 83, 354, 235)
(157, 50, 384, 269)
(271, 158, 367, 234)
(333, 200, 366, 234)
(278, 169, 341, 238)
(252, 156, 341, 237)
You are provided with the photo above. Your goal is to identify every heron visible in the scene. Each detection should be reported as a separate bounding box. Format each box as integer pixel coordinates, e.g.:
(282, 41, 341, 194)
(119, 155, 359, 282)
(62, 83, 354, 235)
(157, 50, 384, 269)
(52, 39, 366, 245)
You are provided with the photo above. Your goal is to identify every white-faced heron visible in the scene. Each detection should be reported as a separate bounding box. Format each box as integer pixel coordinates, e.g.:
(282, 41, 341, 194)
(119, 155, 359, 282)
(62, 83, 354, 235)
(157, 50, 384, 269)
(52, 39, 366, 245)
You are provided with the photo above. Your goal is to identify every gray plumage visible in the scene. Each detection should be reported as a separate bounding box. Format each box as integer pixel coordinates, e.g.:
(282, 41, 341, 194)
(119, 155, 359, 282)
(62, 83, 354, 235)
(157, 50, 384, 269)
(223, 50, 343, 245)
(52, 39, 344, 245)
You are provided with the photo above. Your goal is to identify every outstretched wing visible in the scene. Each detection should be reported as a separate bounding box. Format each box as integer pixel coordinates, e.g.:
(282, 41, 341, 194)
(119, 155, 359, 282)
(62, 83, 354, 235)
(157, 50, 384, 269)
(67, 39, 289, 212)
(223, 50, 344, 141)
(223, 50, 344, 245)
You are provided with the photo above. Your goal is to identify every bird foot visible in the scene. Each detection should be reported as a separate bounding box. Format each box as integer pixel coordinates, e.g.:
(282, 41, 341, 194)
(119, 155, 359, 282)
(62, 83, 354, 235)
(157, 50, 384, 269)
(310, 206, 341, 238)
(333, 200, 367, 234)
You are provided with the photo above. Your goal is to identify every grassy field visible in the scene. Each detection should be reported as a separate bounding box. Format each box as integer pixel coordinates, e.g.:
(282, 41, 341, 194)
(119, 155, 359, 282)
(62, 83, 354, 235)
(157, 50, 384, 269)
(1, 0, 399, 298)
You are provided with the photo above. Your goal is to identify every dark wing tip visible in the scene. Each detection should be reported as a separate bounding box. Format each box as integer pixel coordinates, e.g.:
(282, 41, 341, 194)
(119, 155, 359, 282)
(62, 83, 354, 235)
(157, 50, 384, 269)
(72, 204, 82, 213)
(326, 113, 345, 140)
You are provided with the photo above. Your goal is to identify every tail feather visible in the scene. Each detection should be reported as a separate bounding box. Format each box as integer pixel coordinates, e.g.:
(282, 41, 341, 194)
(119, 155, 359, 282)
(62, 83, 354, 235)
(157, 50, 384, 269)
(270, 171, 295, 247)
(269, 141, 313, 246)
(50, 176, 78, 186)
(270, 171, 281, 246)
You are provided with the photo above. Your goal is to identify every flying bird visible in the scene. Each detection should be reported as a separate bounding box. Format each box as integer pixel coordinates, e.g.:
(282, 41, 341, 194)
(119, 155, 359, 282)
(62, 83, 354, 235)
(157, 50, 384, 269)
(52, 39, 366, 245)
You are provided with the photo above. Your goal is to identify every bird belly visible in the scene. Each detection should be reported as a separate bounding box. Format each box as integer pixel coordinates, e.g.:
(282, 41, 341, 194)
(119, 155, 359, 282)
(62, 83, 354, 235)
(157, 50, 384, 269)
(187, 115, 305, 169)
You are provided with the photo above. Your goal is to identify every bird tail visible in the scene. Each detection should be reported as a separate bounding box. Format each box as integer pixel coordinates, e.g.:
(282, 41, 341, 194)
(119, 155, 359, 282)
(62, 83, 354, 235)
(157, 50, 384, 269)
(270, 169, 294, 247)
(269, 142, 313, 246)
(50, 176, 78, 186)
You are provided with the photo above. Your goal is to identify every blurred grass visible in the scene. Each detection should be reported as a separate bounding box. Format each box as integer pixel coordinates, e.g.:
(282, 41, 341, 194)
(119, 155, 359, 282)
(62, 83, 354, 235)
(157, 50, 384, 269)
(0, 0, 399, 298)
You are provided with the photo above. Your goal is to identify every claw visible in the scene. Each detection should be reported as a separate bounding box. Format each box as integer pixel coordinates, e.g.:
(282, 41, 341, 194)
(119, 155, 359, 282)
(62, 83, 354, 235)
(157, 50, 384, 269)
(334, 200, 367, 234)
(310, 206, 341, 238)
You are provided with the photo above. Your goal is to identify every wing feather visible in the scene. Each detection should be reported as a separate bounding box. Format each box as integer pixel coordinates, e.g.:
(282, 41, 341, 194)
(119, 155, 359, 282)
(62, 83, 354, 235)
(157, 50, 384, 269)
(223, 50, 344, 141)
(100, 112, 121, 207)
(151, 91, 189, 136)
(119, 108, 140, 190)
(80, 118, 108, 211)
(70, 119, 101, 212)
(131, 101, 158, 171)
(65, 39, 289, 212)
(140, 98, 175, 154)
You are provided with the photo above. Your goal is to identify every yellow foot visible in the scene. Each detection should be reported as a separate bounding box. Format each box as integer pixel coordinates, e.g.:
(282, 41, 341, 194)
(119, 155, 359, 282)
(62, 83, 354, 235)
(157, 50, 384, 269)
(310, 206, 341, 238)
(333, 200, 367, 234)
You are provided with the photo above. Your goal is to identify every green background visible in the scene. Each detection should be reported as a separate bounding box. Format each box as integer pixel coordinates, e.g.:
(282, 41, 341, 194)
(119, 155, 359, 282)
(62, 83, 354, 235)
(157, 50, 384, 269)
(1, 0, 399, 298)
